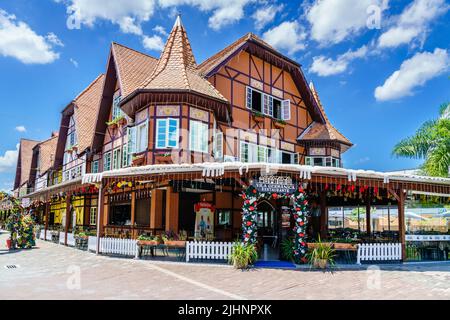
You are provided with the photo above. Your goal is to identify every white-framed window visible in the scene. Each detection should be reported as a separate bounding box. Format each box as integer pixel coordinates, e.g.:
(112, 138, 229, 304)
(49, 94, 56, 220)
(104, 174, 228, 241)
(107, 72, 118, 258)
(268, 148, 279, 163)
(103, 152, 112, 171)
(66, 115, 77, 151)
(156, 118, 179, 149)
(189, 120, 208, 153)
(89, 207, 97, 225)
(122, 143, 130, 167)
(246, 86, 290, 120)
(240, 141, 257, 163)
(128, 120, 148, 154)
(280, 151, 298, 164)
(305, 156, 340, 167)
(213, 132, 223, 159)
(112, 148, 121, 170)
(112, 95, 123, 121)
(257, 145, 268, 162)
(92, 160, 99, 173)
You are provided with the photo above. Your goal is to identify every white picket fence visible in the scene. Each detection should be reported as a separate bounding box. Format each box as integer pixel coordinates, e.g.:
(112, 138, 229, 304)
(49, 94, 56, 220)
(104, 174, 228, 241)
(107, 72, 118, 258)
(59, 232, 65, 244)
(99, 237, 137, 256)
(186, 241, 233, 262)
(88, 236, 97, 252)
(39, 230, 45, 240)
(357, 243, 402, 264)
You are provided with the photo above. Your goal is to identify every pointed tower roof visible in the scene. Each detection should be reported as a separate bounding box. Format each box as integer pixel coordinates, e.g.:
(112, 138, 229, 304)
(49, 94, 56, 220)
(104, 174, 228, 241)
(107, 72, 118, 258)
(298, 82, 353, 152)
(141, 15, 227, 103)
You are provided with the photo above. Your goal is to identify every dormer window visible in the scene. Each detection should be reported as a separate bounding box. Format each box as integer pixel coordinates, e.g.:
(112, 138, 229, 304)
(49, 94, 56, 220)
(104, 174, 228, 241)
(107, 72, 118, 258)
(112, 94, 124, 121)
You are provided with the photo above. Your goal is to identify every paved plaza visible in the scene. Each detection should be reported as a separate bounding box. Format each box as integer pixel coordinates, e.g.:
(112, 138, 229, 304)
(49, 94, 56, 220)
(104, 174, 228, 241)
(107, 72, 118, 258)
(1, 230, 449, 300)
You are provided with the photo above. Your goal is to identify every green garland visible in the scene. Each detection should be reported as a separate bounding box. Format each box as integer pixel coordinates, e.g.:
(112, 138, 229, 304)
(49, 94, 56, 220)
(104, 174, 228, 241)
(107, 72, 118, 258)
(241, 184, 309, 263)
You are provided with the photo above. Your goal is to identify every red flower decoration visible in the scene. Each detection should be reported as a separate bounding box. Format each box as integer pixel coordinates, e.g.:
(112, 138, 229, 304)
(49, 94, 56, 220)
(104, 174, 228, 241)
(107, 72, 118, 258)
(252, 189, 257, 194)
(303, 200, 308, 205)
(296, 207, 301, 211)
(249, 206, 255, 211)
(272, 193, 278, 199)
(299, 233, 304, 237)
(246, 221, 252, 227)
(245, 234, 250, 238)
(301, 242, 306, 246)
(245, 200, 250, 204)
(299, 221, 304, 226)
(337, 184, 341, 191)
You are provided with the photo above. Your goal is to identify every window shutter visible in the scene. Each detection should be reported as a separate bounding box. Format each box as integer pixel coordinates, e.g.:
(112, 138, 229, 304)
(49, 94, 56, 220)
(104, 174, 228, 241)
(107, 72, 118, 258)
(269, 96, 274, 117)
(246, 87, 252, 109)
(214, 132, 223, 159)
(282, 99, 291, 120)
(127, 126, 137, 154)
(141, 121, 149, 152)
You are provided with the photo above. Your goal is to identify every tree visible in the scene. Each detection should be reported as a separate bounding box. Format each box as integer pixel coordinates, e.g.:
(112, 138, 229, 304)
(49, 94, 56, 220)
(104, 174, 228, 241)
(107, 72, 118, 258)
(393, 103, 450, 177)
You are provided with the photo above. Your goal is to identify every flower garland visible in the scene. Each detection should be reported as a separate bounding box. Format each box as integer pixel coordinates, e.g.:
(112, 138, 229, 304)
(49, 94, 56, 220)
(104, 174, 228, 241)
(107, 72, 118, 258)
(241, 184, 309, 263)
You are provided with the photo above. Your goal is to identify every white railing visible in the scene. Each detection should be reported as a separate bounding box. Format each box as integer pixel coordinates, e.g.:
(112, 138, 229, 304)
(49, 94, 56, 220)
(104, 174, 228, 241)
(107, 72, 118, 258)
(186, 241, 233, 262)
(357, 243, 402, 264)
(59, 232, 65, 244)
(99, 237, 137, 256)
(46, 231, 53, 241)
(39, 230, 45, 240)
(88, 236, 97, 252)
(67, 233, 75, 247)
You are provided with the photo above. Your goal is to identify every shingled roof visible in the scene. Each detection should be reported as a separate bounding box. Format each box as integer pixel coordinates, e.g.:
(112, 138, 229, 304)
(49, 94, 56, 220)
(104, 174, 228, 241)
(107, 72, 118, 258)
(14, 139, 40, 189)
(73, 74, 105, 153)
(111, 42, 158, 98)
(297, 82, 353, 151)
(35, 133, 58, 176)
(140, 16, 227, 103)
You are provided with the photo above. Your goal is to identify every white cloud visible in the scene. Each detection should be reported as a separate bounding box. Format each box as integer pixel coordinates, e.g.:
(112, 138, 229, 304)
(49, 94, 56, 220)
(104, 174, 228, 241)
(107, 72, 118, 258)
(57, 0, 254, 33)
(69, 58, 79, 68)
(46, 32, 64, 47)
(252, 4, 283, 30)
(15, 126, 26, 133)
(142, 34, 165, 51)
(0, 144, 19, 173)
(0, 9, 60, 64)
(153, 25, 168, 36)
(309, 45, 368, 76)
(378, 0, 449, 49)
(59, 0, 156, 35)
(158, 0, 254, 30)
(374, 48, 449, 101)
(262, 21, 307, 55)
(306, 0, 388, 45)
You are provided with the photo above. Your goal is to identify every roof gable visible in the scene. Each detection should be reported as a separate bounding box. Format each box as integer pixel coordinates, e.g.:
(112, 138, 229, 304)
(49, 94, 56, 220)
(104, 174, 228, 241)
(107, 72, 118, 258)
(14, 139, 39, 189)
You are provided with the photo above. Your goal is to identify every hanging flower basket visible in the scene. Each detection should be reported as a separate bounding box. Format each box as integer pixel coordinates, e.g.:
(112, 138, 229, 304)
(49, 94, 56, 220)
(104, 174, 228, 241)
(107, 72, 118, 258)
(118, 117, 127, 126)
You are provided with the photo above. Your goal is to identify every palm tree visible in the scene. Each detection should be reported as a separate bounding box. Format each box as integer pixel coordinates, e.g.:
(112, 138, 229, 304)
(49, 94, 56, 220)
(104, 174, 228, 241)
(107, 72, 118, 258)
(393, 102, 450, 177)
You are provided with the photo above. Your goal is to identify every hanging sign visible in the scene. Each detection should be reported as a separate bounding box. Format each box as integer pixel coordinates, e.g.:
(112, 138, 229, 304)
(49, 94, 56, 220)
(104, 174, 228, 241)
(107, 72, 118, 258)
(252, 176, 297, 194)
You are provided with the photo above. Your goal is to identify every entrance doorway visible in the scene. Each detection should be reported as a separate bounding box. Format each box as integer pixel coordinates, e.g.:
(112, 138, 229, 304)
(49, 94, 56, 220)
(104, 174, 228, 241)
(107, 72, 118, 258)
(256, 200, 279, 261)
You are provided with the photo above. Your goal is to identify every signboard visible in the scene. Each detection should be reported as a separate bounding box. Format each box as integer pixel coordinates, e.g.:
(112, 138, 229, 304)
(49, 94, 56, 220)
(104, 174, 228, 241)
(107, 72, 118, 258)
(406, 234, 450, 242)
(194, 202, 215, 239)
(252, 176, 297, 194)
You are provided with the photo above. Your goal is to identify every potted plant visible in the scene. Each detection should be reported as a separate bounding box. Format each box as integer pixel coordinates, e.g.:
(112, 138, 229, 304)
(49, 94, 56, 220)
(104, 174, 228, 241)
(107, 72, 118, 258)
(280, 237, 296, 261)
(251, 111, 265, 122)
(75, 231, 88, 250)
(306, 236, 336, 269)
(228, 241, 258, 269)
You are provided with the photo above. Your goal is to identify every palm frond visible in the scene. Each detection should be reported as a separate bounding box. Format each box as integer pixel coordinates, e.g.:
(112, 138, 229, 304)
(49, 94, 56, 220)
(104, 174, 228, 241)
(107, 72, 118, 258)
(423, 143, 450, 177)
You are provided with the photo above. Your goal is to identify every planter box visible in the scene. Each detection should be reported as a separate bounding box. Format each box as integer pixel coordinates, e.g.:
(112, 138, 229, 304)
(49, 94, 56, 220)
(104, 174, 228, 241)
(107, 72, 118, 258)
(252, 114, 265, 122)
(164, 240, 186, 247)
(154, 155, 172, 164)
(273, 121, 286, 129)
(137, 240, 160, 246)
(132, 155, 145, 166)
(333, 243, 357, 250)
(307, 242, 333, 249)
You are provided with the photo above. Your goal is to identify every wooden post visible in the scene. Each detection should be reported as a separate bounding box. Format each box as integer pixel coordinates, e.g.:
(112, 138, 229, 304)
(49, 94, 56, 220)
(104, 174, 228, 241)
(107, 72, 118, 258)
(150, 189, 163, 232)
(96, 184, 104, 255)
(165, 186, 179, 232)
(64, 192, 71, 246)
(398, 187, 406, 261)
(365, 194, 371, 237)
(319, 190, 327, 239)
(44, 201, 49, 240)
(131, 190, 136, 238)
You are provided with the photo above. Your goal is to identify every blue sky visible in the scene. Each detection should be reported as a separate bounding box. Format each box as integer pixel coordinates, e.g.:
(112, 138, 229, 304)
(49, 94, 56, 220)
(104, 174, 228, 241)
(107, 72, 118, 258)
(0, 0, 449, 192)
